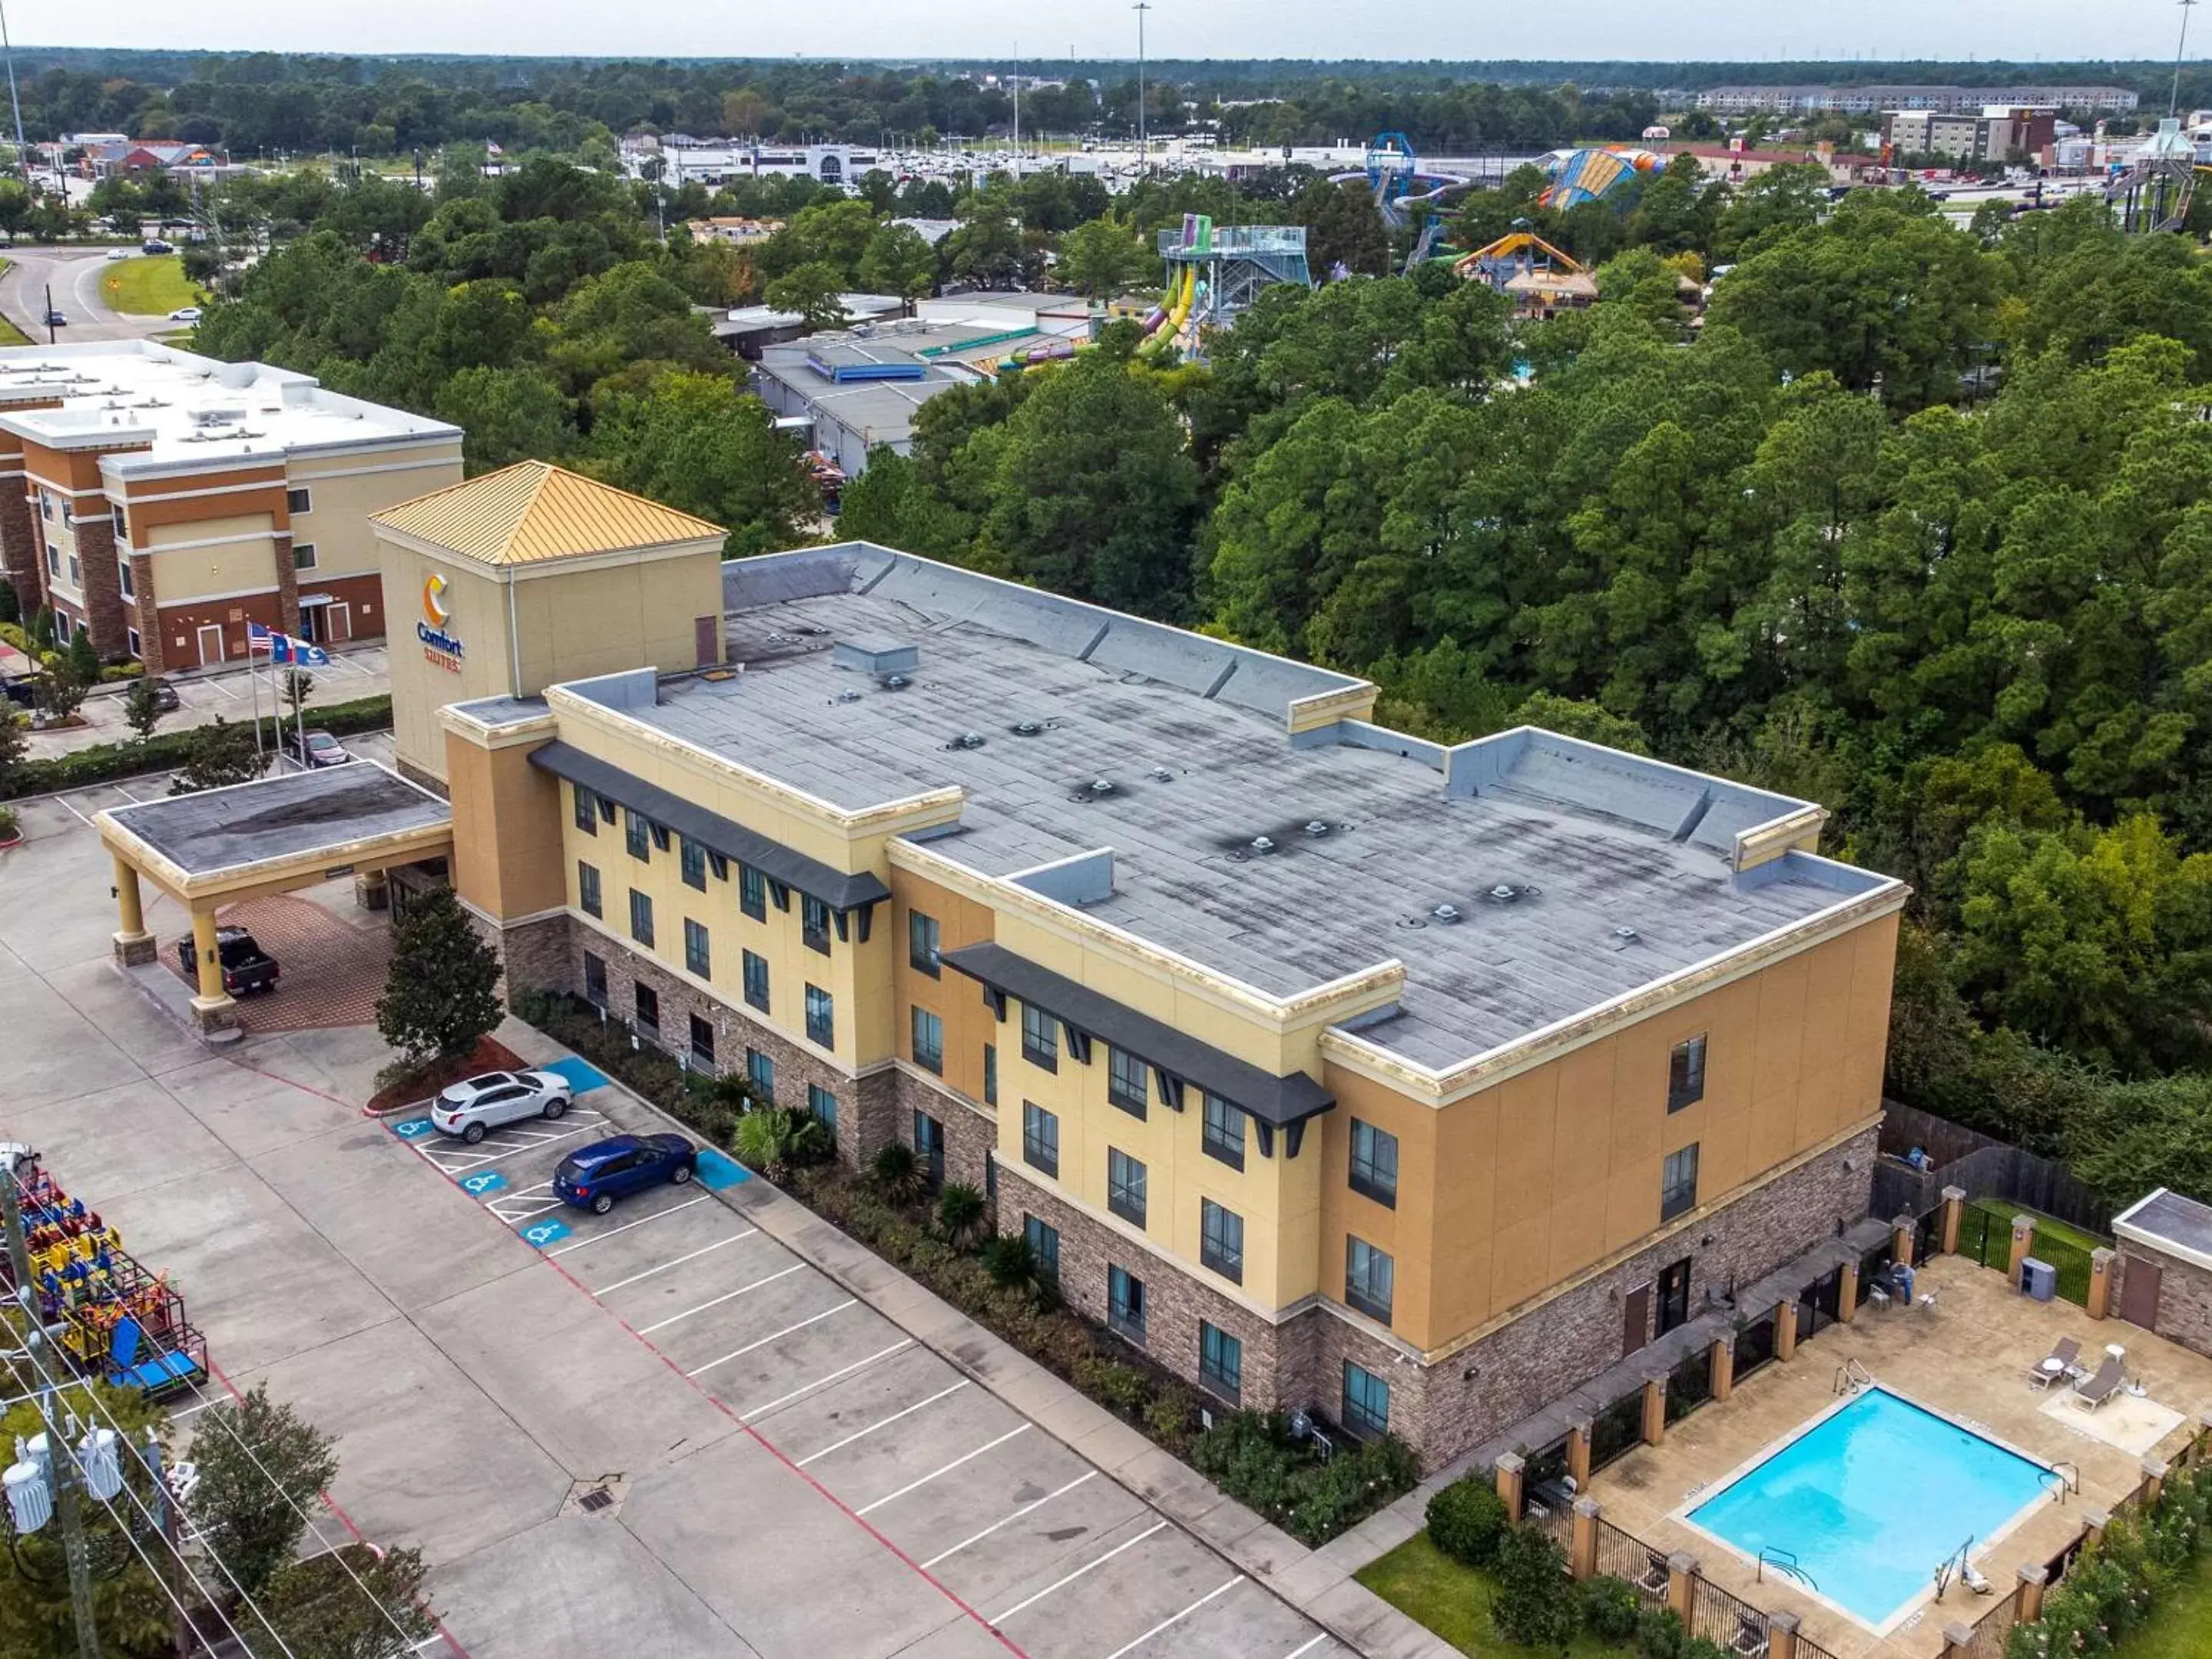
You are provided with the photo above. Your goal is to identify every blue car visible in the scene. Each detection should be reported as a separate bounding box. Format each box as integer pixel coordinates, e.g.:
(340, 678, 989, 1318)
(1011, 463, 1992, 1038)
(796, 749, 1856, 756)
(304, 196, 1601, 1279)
(552, 1134, 697, 1215)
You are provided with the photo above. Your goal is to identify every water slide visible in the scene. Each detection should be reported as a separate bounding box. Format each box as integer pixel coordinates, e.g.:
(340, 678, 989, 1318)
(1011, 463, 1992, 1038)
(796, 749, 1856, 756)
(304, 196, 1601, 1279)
(998, 267, 1198, 373)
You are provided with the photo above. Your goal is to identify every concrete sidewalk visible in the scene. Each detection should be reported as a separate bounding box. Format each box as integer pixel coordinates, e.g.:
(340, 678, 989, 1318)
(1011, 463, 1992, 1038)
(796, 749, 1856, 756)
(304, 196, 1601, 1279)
(492, 1018, 1459, 1659)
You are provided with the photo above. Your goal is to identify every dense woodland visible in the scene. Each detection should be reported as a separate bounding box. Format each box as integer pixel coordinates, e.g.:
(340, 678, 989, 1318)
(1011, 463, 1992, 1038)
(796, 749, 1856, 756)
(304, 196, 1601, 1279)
(181, 129, 2212, 1207)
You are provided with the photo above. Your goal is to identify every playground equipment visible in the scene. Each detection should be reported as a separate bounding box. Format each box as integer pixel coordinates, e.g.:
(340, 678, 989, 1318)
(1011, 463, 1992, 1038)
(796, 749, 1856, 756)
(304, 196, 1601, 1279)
(2106, 118, 2200, 233)
(1330, 132, 1472, 228)
(3, 1164, 207, 1402)
(1538, 147, 1665, 210)
(1151, 214, 1309, 352)
(1453, 230, 1598, 318)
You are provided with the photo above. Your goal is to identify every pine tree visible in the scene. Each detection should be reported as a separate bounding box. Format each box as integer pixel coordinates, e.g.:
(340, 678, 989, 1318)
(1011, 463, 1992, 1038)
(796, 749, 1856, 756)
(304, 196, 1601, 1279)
(376, 883, 502, 1071)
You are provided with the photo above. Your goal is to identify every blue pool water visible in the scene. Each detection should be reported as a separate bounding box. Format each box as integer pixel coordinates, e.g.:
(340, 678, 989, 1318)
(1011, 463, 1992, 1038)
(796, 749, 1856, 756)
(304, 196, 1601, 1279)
(1687, 1387, 2051, 1628)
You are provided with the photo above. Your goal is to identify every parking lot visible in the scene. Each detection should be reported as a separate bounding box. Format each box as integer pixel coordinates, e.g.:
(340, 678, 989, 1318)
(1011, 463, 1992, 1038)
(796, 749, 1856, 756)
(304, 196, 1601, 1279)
(17, 641, 392, 757)
(12, 727, 400, 839)
(379, 1060, 1344, 1659)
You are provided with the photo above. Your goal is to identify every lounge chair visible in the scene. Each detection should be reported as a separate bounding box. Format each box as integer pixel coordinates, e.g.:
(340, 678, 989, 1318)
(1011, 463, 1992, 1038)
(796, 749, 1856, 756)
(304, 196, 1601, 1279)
(2029, 1336, 2082, 1389)
(2071, 1356, 2124, 1409)
(1637, 1551, 1671, 1597)
(1730, 1614, 1770, 1657)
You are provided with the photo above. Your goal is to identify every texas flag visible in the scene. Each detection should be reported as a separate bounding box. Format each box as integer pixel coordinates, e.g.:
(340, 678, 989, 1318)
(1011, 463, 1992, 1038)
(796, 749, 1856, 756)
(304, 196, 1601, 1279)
(247, 622, 329, 666)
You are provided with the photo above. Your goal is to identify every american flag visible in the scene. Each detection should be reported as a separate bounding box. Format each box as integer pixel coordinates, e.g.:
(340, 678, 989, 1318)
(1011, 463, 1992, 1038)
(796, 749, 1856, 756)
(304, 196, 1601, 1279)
(246, 622, 329, 667)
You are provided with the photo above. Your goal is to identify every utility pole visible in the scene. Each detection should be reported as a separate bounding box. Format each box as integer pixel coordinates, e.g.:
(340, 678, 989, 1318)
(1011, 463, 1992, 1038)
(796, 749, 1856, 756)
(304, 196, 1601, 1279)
(1012, 44, 1020, 163)
(2176, 0, 2200, 118)
(1, 1147, 102, 1659)
(0, 0, 25, 197)
(41, 279, 52, 344)
(1133, 2, 1151, 171)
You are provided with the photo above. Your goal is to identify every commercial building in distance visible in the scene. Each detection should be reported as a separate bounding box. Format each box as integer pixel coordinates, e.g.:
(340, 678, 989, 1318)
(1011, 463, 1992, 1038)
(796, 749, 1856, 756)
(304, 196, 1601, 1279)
(1882, 108, 2058, 164)
(422, 522, 1907, 1469)
(0, 342, 462, 671)
(1699, 83, 2135, 115)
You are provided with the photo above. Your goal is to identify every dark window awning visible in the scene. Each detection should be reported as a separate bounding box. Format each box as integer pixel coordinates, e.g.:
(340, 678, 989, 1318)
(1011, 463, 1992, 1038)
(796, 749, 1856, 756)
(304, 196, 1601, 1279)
(942, 942, 1334, 1128)
(528, 741, 889, 912)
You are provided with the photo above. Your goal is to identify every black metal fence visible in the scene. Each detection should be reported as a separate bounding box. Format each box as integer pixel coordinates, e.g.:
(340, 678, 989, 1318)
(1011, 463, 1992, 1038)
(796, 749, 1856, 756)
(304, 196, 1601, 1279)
(1588, 1389, 1646, 1476)
(1734, 1309, 1778, 1382)
(1667, 1345, 1714, 1423)
(1591, 1515, 1667, 1598)
(2035, 1230, 2096, 1306)
(1687, 1569, 1772, 1652)
(1959, 1205, 2008, 1273)
(1798, 1267, 1843, 1342)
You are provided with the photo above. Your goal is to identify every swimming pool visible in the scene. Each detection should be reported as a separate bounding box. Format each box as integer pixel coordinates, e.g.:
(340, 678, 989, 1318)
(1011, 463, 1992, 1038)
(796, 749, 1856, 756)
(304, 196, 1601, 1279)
(1686, 1386, 2051, 1628)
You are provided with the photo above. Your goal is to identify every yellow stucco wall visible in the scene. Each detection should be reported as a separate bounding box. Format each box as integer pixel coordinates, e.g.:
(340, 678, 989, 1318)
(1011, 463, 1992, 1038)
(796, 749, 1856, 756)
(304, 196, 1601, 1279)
(509, 552, 725, 690)
(446, 732, 568, 922)
(288, 446, 462, 578)
(144, 514, 280, 601)
(379, 538, 518, 783)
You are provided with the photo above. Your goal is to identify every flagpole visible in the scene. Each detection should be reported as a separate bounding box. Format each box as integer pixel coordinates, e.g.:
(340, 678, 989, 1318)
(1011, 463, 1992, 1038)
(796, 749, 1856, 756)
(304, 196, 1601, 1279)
(249, 628, 263, 768)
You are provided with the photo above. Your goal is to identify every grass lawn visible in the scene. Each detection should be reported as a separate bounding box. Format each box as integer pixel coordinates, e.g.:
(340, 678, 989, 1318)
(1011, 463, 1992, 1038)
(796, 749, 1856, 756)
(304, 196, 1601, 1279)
(2119, 1546, 2212, 1656)
(1967, 1198, 2108, 1302)
(101, 255, 204, 316)
(1355, 1534, 1621, 1658)
(0, 260, 29, 346)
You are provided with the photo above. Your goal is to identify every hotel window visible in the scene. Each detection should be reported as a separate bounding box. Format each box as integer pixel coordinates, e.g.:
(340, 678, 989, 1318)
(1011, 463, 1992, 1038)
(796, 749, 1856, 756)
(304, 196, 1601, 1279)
(628, 889, 654, 947)
(45, 542, 57, 577)
(38, 491, 51, 521)
(1107, 1148, 1146, 1227)
(1108, 1266, 1146, 1343)
(633, 981, 659, 1032)
(1201, 1094, 1244, 1171)
(126, 628, 140, 658)
(740, 864, 767, 920)
(680, 836, 707, 891)
(742, 949, 770, 1014)
(1107, 1048, 1147, 1118)
(290, 542, 317, 571)
(1661, 1144, 1700, 1221)
(1349, 1119, 1398, 1208)
(1024, 1215, 1059, 1278)
(1199, 1322, 1242, 1402)
(983, 1043, 997, 1106)
(117, 558, 132, 598)
(286, 486, 312, 515)
(912, 1006, 943, 1074)
(1022, 1102, 1058, 1177)
(909, 910, 940, 975)
(577, 861, 601, 919)
(1346, 1237, 1395, 1324)
(626, 810, 650, 861)
(1200, 1200, 1243, 1283)
(66, 555, 78, 588)
(688, 1014, 714, 1066)
(747, 1048, 775, 1101)
(801, 894, 831, 954)
(1021, 1002, 1057, 1071)
(573, 785, 598, 834)
(582, 951, 607, 1005)
(809, 1084, 838, 1133)
(1342, 1362, 1390, 1438)
(913, 1111, 944, 1186)
(684, 919, 710, 978)
(111, 503, 127, 538)
(804, 985, 835, 1048)
(1668, 1035, 1707, 1112)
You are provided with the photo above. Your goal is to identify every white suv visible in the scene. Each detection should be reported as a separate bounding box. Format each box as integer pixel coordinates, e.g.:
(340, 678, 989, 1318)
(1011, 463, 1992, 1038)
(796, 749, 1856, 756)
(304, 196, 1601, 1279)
(429, 1069, 574, 1143)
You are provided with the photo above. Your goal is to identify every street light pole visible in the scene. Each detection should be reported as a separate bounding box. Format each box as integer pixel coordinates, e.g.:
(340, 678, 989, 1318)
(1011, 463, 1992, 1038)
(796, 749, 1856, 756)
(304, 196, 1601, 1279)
(2175, 0, 2199, 118)
(0, 0, 27, 197)
(1133, 2, 1151, 171)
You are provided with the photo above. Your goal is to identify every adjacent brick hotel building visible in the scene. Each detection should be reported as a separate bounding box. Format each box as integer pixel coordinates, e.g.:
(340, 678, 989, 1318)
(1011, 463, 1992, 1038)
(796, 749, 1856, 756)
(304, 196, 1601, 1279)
(375, 469, 1909, 1472)
(0, 340, 460, 671)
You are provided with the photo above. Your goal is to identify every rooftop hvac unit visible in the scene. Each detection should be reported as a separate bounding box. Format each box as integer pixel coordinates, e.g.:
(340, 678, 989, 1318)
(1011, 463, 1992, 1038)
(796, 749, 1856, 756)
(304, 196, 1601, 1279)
(2019, 1258, 2058, 1302)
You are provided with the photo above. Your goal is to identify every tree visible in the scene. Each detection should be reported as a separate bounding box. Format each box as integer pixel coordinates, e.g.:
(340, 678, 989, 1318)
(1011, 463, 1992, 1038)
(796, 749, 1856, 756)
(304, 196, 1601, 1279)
(1055, 217, 1151, 300)
(856, 223, 937, 300)
(64, 627, 98, 684)
(169, 717, 266, 793)
(935, 1183, 986, 1248)
(121, 673, 164, 741)
(187, 1382, 340, 1598)
(944, 213, 1026, 289)
(1293, 177, 1389, 278)
(32, 661, 87, 727)
(434, 366, 577, 474)
(282, 667, 314, 720)
(587, 371, 819, 558)
(1509, 692, 1653, 755)
(762, 261, 850, 332)
(376, 883, 502, 1071)
(260, 1542, 437, 1659)
(1489, 1525, 1577, 1647)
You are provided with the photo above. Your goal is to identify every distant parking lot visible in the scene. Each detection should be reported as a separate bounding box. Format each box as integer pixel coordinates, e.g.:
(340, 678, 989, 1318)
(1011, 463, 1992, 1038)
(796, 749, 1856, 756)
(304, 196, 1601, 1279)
(385, 1061, 1344, 1659)
(21, 641, 392, 757)
(14, 728, 400, 840)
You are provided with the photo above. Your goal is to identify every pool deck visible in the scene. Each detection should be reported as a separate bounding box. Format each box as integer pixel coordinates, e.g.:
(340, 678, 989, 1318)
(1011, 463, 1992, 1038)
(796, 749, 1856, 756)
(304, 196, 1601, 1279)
(1583, 1254, 2212, 1658)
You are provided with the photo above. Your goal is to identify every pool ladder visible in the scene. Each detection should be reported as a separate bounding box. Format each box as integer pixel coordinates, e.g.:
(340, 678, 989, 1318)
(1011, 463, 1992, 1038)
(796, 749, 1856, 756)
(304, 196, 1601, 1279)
(1833, 1358, 1873, 1396)
(1757, 1546, 1819, 1591)
(1934, 1536, 1977, 1601)
(2041, 1462, 2080, 1505)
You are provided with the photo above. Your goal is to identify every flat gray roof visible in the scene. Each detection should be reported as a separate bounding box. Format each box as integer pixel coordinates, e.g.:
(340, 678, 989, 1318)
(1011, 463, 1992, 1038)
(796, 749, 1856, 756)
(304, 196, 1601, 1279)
(107, 763, 452, 878)
(601, 548, 1897, 1068)
(2116, 1189, 2212, 1263)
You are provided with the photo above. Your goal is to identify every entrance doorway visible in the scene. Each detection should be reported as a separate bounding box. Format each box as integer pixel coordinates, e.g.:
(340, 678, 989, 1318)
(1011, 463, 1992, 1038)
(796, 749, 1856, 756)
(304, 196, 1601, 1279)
(195, 624, 224, 666)
(300, 602, 350, 646)
(1656, 1257, 1693, 1335)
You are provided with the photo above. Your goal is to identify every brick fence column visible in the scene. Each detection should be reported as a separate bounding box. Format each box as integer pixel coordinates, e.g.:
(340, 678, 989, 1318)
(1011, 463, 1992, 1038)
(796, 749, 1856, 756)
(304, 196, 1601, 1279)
(2088, 1248, 2115, 1321)
(2144, 1455, 2169, 1507)
(1767, 1610, 1800, 1659)
(1941, 1621, 1975, 1659)
(1569, 1497, 1599, 1580)
(2008, 1215, 2037, 1285)
(1941, 1184, 1966, 1255)
(2016, 1563, 2047, 1624)
(1494, 1452, 1525, 1524)
(1893, 1212, 1916, 1270)
(1568, 1418, 1593, 1488)
(1838, 1257, 1860, 1324)
(1775, 1299, 1799, 1362)
(1709, 1332, 1735, 1402)
(1641, 1374, 1668, 1447)
(1664, 1552, 1697, 1623)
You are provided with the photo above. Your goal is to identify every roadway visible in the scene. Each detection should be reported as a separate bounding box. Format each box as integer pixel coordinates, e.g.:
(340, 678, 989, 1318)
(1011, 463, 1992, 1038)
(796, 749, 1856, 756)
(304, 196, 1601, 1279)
(0, 243, 179, 344)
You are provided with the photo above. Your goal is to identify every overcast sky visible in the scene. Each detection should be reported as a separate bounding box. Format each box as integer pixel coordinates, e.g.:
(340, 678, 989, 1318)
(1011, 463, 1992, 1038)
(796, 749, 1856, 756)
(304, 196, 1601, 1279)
(22, 1, 2198, 68)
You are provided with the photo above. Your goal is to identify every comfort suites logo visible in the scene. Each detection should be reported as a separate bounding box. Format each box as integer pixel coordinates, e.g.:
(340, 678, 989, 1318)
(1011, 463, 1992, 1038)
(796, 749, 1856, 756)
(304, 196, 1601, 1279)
(416, 571, 464, 668)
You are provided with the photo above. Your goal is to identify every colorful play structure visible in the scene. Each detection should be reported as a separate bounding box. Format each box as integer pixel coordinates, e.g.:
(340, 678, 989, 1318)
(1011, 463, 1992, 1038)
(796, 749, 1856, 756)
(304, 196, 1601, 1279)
(1149, 214, 1310, 349)
(1452, 230, 1598, 319)
(1332, 132, 1472, 228)
(1537, 146, 1666, 210)
(4, 1163, 208, 1401)
(2105, 117, 2203, 234)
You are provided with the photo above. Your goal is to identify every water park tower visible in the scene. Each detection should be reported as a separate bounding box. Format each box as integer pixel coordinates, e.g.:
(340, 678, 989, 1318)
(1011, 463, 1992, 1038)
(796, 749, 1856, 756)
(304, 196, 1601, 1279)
(2112, 117, 2199, 233)
(1152, 214, 1313, 350)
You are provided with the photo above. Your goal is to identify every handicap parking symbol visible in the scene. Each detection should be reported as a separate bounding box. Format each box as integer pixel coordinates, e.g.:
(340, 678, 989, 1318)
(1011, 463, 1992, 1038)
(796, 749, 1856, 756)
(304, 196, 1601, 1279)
(519, 1219, 571, 1250)
(459, 1171, 508, 1197)
(390, 1118, 435, 1139)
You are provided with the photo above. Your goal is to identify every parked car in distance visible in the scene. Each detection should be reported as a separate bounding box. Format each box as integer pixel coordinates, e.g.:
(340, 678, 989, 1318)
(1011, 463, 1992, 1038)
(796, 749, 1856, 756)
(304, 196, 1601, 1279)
(141, 677, 180, 712)
(174, 926, 279, 996)
(141, 239, 174, 254)
(169, 306, 201, 323)
(105, 247, 130, 261)
(42, 311, 65, 326)
(429, 1069, 573, 1144)
(553, 1134, 697, 1214)
(1, 674, 37, 708)
(282, 727, 349, 768)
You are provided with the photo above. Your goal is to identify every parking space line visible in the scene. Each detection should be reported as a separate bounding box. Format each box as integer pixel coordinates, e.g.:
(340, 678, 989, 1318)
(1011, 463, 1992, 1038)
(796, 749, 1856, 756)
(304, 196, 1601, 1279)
(1100, 1576, 1243, 1659)
(796, 1380, 968, 1467)
(918, 1471, 1097, 1569)
(988, 1519, 1167, 1623)
(686, 1299, 858, 1376)
(487, 1194, 565, 1224)
(855, 1424, 1028, 1517)
(1280, 1637, 1330, 1659)
(545, 1194, 710, 1255)
(637, 1263, 806, 1333)
(411, 1116, 611, 1174)
(54, 793, 94, 827)
(594, 1230, 757, 1293)
(740, 1339, 914, 1420)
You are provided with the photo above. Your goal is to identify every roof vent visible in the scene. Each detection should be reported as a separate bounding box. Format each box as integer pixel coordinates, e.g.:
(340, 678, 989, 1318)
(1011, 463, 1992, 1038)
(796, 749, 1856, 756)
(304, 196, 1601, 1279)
(1304, 820, 1330, 837)
(1432, 903, 1462, 923)
(1488, 883, 1518, 902)
(830, 634, 919, 676)
(1150, 766, 1174, 782)
(1250, 835, 1276, 854)
(881, 673, 911, 690)
(1089, 778, 1115, 795)
(830, 688, 863, 704)
(1613, 924, 1639, 941)
(949, 730, 986, 750)
(1011, 718, 1050, 737)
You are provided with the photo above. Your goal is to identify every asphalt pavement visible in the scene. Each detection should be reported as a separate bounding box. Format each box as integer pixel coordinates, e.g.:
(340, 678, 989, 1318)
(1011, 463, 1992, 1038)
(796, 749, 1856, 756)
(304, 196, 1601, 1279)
(0, 243, 179, 343)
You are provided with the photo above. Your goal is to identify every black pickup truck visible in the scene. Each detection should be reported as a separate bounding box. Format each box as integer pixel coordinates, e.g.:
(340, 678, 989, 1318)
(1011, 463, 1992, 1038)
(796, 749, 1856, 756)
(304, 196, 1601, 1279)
(175, 927, 280, 996)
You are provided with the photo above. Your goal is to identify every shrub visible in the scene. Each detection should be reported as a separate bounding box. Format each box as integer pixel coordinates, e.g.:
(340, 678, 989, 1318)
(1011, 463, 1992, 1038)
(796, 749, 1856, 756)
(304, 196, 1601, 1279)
(1491, 1523, 1576, 1647)
(1074, 1355, 1152, 1416)
(64, 628, 98, 684)
(1581, 1574, 1643, 1642)
(0, 581, 16, 624)
(0, 804, 16, 843)
(1145, 1383, 1199, 1445)
(1187, 1411, 1420, 1546)
(1638, 1606, 1687, 1659)
(871, 1141, 927, 1204)
(1426, 1476, 1509, 1568)
(733, 1107, 800, 1181)
(935, 1181, 985, 1247)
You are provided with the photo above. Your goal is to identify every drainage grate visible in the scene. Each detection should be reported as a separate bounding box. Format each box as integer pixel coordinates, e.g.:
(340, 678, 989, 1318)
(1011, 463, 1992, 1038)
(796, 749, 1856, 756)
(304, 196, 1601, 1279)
(578, 1488, 614, 1513)
(559, 1472, 630, 1521)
